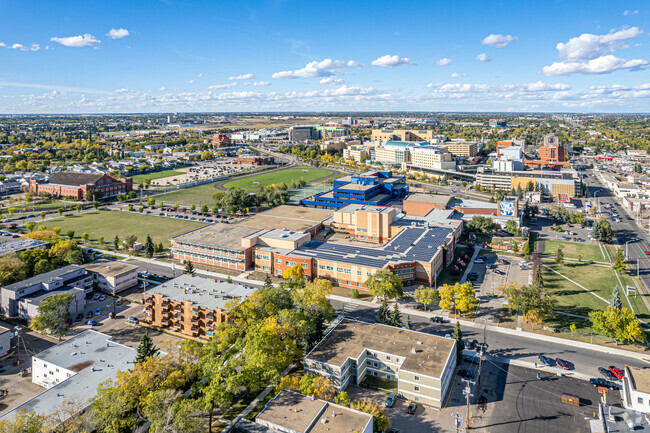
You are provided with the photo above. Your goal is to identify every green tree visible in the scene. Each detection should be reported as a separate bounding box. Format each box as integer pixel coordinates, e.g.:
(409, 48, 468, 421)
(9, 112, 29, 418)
(452, 322, 464, 362)
(365, 269, 403, 299)
(81, 232, 90, 243)
(609, 286, 622, 310)
(512, 240, 519, 254)
(589, 307, 645, 345)
(466, 216, 500, 234)
(282, 263, 305, 280)
(113, 235, 120, 250)
(53, 226, 61, 235)
(414, 286, 438, 311)
(555, 246, 564, 264)
(390, 303, 403, 327)
(522, 241, 532, 257)
(190, 204, 196, 211)
(350, 399, 391, 433)
(201, 204, 209, 213)
(66, 230, 75, 240)
(143, 390, 205, 433)
(93, 201, 100, 210)
(0, 409, 47, 433)
(377, 299, 390, 324)
(184, 260, 195, 275)
(33, 259, 54, 275)
(500, 281, 556, 318)
(0, 253, 29, 285)
(405, 315, 412, 330)
(144, 234, 155, 258)
(7, 207, 14, 217)
(65, 249, 84, 265)
(25, 222, 35, 232)
(147, 197, 156, 206)
(30, 293, 75, 339)
(614, 248, 626, 272)
(135, 331, 159, 363)
(57, 208, 63, 217)
(98, 236, 105, 247)
(124, 234, 137, 250)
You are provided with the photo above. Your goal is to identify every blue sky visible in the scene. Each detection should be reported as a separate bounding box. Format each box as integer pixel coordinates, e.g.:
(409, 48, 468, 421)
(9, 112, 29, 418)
(0, 0, 648, 113)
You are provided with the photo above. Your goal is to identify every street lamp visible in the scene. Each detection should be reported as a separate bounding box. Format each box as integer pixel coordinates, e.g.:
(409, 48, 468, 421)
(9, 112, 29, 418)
(626, 240, 630, 260)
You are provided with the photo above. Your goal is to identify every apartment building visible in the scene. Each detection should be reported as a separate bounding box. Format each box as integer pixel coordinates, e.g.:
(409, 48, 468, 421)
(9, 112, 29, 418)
(444, 140, 479, 157)
(144, 274, 257, 339)
(232, 389, 372, 433)
(304, 319, 456, 408)
(409, 146, 456, 171)
(475, 168, 582, 197)
(343, 145, 371, 163)
(371, 129, 436, 142)
(83, 261, 139, 295)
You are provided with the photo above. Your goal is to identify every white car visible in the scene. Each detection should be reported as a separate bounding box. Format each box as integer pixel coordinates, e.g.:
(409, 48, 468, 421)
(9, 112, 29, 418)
(473, 258, 485, 264)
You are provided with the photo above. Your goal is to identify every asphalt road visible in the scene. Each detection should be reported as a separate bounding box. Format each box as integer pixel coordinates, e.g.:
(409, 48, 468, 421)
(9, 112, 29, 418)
(331, 299, 650, 380)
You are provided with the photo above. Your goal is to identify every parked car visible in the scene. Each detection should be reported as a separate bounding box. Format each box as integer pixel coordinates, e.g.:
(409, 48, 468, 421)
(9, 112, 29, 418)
(538, 355, 555, 367)
(457, 369, 475, 378)
(93, 293, 100, 300)
(86, 311, 94, 319)
(609, 366, 624, 380)
(431, 316, 443, 324)
(74, 313, 83, 322)
(385, 392, 396, 408)
(95, 308, 101, 316)
(467, 272, 478, 281)
(463, 355, 481, 365)
(127, 316, 139, 325)
(99, 294, 106, 301)
(598, 367, 617, 381)
(86, 320, 98, 326)
(473, 258, 485, 264)
(64, 318, 73, 327)
(555, 358, 572, 370)
(494, 269, 505, 275)
(590, 378, 619, 390)
(406, 401, 418, 415)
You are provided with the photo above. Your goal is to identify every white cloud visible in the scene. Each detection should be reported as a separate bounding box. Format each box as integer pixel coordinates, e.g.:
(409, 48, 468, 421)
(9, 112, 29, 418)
(106, 28, 129, 39)
(198, 73, 203, 78)
(185, 80, 194, 84)
(272, 59, 345, 78)
(320, 77, 345, 85)
(555, 27, 644, 60)
(426, 81, 570, 93)
(242, 81, 270, 87)
(50, 33, 100, 47)
(228, 73, 254, 80)
(543, 55, 648, 76)
(9, 44, 26, 51)
(624, 10, 639, 16)
(158, 87, 166, 91)
(0, 42, 5, 47)
(437, 58, 452, 66)
(208, 83, 238, 89)
(30, 44, 40, 52)
(451, 73, 467, 78)
(346, 60, 364, 67)
(476, 53, 491, 62)
(371, 54, 414, 67)
(481, 34, 518, 48)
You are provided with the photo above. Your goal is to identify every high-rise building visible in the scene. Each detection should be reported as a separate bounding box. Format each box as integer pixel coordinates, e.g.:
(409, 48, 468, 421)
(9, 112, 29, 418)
(289, 126, 317, 142)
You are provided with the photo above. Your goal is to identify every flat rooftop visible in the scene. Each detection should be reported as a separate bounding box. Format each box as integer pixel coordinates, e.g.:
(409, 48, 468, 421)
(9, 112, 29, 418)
(3, 264, 85, 293)
(83, 260, 138, 277)
(406, 193, 453, 207)
(336, 204, 393, 214)
(307, 320, 455, 379)
(257, 229, 309, 242)
(0, 330, 136, 421)
(335, 183, 376, 191)
(0, 238, 50, 256)
(256, 390, 372, 433)
(145, 274, 257, 311)
(172, 224, 262, 250)
(238, 206, 332, 232)
(625, 365, 650, 394)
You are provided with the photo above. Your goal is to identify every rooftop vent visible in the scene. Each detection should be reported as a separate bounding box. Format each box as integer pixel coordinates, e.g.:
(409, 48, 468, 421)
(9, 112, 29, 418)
(321, 419, 328, 424)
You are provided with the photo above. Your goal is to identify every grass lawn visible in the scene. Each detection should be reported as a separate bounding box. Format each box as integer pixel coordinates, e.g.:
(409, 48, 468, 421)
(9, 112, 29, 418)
(156, 183, 224, 207)
(360, 375, 397, 393)
(223, 167, 333, 191)
(498, 305, 517, 329)
(36, 210, 206, 248)
(1, 199, 70, 216)
(331, 285, 373, 301)
(543, 240, 608, 262)
(132, 170, 184, 184)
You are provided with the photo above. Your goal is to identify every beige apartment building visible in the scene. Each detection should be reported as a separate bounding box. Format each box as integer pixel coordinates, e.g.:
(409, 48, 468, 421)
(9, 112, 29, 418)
(371, 129, 436, 142)
(331, 204, 399, 243)
(343, 145, 371, 162)
(409, 146, 456, 170)
(444, 141, 480, 157)
(84, 261, 139, 295)
(305, 319, 457, 408)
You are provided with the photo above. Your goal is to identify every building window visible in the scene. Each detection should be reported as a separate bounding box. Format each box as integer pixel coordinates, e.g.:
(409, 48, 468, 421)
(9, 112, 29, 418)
(276, 259, 282, 264)
(414, 396, 420, 402)
(386, 375, 391, 380)
(639, 397, 644, 404)
(386, 356, 391, 361)
(374, 362, 378, 367)
(414, 375, 420, 381)
(367, 360, 371, 365)
(414, 386, 420, 392)
(373, 371, 378, 376)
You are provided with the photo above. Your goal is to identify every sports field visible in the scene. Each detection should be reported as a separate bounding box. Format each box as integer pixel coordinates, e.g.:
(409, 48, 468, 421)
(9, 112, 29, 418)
(38, 210, 205, 248)
(223, 167, 333, 191)
(132, 170, 184, 184)
(156, 183, 223, 207)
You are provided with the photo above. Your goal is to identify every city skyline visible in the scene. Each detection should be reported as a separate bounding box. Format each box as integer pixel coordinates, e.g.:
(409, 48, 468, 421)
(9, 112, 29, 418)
(0, 0, 648, 113)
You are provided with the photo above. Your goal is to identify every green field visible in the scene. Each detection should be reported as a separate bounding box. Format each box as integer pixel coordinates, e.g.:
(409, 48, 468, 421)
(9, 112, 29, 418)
(37, 210, 206, 248)
(132, 170, 184, 184)
(223, 167, 333, 191)
(1, 199, 70, 216)
(543, 240, 609, 262)
(156, 183, 224, 207)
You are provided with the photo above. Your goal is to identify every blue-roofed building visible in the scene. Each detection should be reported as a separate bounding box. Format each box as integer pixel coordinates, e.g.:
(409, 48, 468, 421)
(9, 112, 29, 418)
(300, 170, 409, 210)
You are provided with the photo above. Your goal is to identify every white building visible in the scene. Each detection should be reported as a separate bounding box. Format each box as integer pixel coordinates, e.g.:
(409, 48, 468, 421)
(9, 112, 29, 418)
(0, 326, 11, 358)
(622, 365, 650, 414)
(83, 261, 139, 295)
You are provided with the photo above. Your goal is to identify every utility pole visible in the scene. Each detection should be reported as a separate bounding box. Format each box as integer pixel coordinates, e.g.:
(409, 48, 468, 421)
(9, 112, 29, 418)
(462, 378, 475, 432)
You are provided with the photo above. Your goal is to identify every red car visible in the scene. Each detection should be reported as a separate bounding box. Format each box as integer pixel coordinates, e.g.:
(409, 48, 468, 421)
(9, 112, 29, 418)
(645, 251, 650, 256)
(555, 358, 571, 370)
(609, 366, 624, 380)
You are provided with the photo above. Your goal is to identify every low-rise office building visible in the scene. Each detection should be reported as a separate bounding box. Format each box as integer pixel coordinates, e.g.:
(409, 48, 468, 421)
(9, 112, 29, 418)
(0, 330, 136, 424)
(0, 265, 91, 320)
(305, 319, 456, 408)
(371, 129, 437, 142)
(143, 274, 257, 339)
(30, 171, 132, 200)
(444, 140, 480, 157)
(84, 261, 139, 295)
(475, 168, 582, 197)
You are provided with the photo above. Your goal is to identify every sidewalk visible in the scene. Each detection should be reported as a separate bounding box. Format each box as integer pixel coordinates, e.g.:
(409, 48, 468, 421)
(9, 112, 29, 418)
(328, 294, 650, 362)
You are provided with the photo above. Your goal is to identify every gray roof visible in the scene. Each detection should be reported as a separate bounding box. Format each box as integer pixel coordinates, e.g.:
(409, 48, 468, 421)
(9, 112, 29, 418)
(3, 265, 85, 293)
(0, 239, 50, 257)
(145, 274, 258, 311)
(231, 419, 282, 433)
(23, 286, 83, 308)
(46, 172, 104, 186)
(0, 330, 136, 422)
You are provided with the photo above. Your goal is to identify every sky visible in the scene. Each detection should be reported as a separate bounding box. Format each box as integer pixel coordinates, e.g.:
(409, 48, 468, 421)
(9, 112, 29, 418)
(0, 0, 648, 114)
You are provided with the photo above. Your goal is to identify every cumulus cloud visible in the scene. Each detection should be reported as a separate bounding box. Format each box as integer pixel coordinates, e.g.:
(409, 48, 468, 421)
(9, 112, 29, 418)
(208, 83, 238, 89)
(426, 81, 571, 93)
(481, 34, 518, 48)
(158, 87, 166, 91)
(228, 73, 254, 80)
(9, 43, 26, 50)
(30, 44, 40, 52)
(50, 34, 100, 47)
(106, 28, 129, 39)
(371, 54, 414, 67)
(624, 10, 639, 16)
(451, 73, 467, 78)
(272, 59, 345, 78)
(320, 77, 345, 85)
(543, 27, 647, 76)
(0, 42, 5, 47)
(241, 81, 270, 87)
(436, 58, 452, 66)
(185, 80, 194, 84)
(476, 53, 491, 62)
(346, 60, 364, 67)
